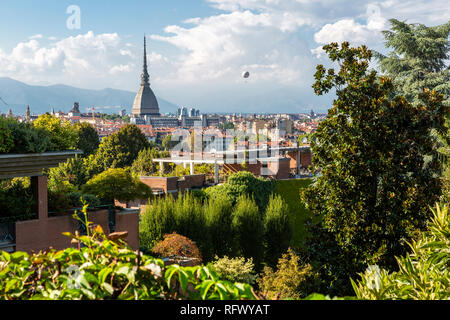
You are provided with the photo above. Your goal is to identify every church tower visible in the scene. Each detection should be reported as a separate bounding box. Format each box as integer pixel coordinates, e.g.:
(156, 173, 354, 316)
(131, 36, 160, 117)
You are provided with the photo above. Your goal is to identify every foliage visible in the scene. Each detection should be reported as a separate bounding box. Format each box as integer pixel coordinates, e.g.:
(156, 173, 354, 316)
(351, 203, 449, 300)
(152, 233, 202, 263)
(82, 168, 152, 204)
(0, 178, 34, 221)
(94, 124, 150, 170)
(0, 207, 256, 300)
(172, 193, 208, 256)
(231, 196, 264, 270)
(47, 156, 88, 191)
(205, 171, 274, 210)
(375, 19, 450, 107)
(0, 116, 53, 154)
(376, 19, 450, 202)
(140, 192, 214, 261)
(74, 122, 100, 156)
(0, 117, 14, 153)
(257, 248, 319, 300)
(209, 256, 257, 285)
(273, 179, 312, 248)
(131, 147, 161, 176)
(140, 196, 177, 250)
(33, 114, 77, 151)
(203, 193, 234, 261)
(68, 192, 101, 208)
(48, 189, 75, 214)
(302, 42, 448, 295)
(162, 134, 179, 151)
(263, 195, 292, 268)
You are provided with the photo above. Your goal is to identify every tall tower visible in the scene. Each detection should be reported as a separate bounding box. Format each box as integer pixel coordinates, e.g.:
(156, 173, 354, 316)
(131, 36, 160, 117)
(26, 105, 31, 122)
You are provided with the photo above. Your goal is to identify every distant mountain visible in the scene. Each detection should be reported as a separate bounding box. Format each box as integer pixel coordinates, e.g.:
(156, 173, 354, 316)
(0, 77, 179, 115)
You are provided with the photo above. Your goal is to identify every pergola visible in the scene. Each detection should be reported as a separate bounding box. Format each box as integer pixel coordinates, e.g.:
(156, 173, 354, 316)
(0, 151, 83, 220)
(152, 146, 310, 184)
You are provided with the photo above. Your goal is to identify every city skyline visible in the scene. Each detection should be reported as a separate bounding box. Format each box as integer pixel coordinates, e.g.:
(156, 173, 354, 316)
(0, 0, 448, 113)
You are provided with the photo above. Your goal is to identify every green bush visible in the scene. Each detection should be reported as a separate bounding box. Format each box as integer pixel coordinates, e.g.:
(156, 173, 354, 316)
(0, 212, 256, 300)
(0, 116, 53, 154)
(139, 196, 177, 250)
(263, 195, 292, 268)
(203, 193, 234, 261)
(68, 192, 101, 208)
(257, 248, 319, 300)
(351, 203, 450, 300)
(82, 168, 152, 204)
(205, 172, 274, 210)
(231, 196, 264, 270)
(273, 179, 312, 248)
(173, 193, 208, 255)
(0, 178, 34, 221)
(209, 256, 257, 285)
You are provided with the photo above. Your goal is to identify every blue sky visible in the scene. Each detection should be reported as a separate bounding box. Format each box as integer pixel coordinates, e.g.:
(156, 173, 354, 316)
(0, 0, 448, 113)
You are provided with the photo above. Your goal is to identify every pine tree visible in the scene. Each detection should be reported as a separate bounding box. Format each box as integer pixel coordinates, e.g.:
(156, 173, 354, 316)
(375, 19, 450, 107)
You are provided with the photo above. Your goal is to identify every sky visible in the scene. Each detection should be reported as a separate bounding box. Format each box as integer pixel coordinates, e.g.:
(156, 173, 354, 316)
(0, 0, 448, 113)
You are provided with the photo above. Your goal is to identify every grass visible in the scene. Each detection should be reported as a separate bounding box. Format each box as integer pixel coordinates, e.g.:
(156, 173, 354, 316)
(273, 178, 313, 249)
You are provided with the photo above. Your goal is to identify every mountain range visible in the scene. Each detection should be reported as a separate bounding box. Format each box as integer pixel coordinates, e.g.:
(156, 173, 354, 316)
(0, 77, 179, 116)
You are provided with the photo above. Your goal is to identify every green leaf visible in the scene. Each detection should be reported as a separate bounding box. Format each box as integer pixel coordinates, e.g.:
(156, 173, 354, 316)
(178, 269, 188, 294)
(200, 280, 215, 300)
(101, 282, 115, 295)
(1, 251, 11, 261)
(98, 268, 113, 284)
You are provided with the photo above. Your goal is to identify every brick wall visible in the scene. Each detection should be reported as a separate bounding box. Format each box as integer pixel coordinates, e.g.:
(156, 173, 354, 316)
(300, 150, 312, 167)
(15, 209, 140, 253)
(15, 209, 109, 253)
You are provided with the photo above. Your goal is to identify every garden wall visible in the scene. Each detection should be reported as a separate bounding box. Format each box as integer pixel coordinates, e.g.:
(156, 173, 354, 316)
(15, 209, 139, 253)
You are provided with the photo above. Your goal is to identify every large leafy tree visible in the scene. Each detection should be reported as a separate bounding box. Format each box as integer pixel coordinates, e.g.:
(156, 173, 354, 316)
(33, 114, 77, 150)
(74, 122, 100, 156)
(95, 124, 150, 170)
(301, 42, 448, 295)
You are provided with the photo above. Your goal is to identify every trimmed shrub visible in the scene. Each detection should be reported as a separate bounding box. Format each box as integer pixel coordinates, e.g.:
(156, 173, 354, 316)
(263, 195, 292, 268)
(173, 193, 207, 251)
(231, 196, 264, 270)
(203, 193, 234, 261)
(139, 196, 177, 250)
(205, 172, 274, 210)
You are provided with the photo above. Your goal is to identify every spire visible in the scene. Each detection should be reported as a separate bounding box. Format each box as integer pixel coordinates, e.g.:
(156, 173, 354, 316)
(26, 105, 31, 122)
(141, 35, 150, 86)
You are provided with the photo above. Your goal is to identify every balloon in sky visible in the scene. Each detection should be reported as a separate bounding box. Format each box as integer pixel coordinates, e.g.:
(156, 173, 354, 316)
(242, 71, 250, 79)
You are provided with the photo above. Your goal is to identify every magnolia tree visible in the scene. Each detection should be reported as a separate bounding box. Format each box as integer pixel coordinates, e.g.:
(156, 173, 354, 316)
(301, 42, 448, 295)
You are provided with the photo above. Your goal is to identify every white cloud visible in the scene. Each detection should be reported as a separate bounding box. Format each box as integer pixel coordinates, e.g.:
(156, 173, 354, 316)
(0, 0, 447, 113)
(312, 0, 449, 52)
(29, 34, 43, 40)
(0, 31, 168, 91)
